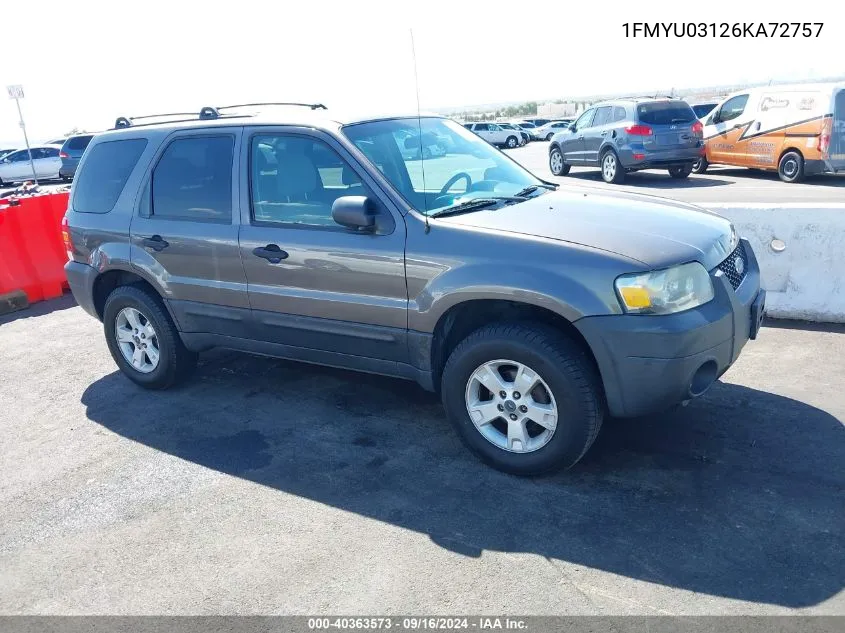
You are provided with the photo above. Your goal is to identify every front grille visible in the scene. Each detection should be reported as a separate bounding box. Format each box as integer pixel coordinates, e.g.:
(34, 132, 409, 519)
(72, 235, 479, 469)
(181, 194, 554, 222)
(715, 241, 748, 290)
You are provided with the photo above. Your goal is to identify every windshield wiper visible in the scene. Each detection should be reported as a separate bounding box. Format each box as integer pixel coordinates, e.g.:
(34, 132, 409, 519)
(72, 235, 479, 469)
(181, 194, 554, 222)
(514, 183, 557, 197)
(428, 196, 526, 219)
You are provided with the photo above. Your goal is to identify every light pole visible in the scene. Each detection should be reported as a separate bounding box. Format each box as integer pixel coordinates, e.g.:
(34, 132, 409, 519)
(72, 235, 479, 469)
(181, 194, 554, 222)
(6, 84, 38, 186)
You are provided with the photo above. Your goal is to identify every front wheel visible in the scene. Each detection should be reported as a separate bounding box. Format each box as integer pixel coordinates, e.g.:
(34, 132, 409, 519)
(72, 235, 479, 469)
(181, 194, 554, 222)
(778, 150, 804, 183)
(441, 323, 604, 475)
(103, 285, 197, 389)
(506, 135, 518, 149)
(545, 133, 554, 141)
(600, 150, 625, 184)
(668, 164, 693, 179)
(549, 147, 571, 176)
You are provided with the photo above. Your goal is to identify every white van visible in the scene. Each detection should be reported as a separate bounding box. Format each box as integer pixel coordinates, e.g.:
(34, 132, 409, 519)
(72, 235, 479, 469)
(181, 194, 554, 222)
(695, 82, 845, 182)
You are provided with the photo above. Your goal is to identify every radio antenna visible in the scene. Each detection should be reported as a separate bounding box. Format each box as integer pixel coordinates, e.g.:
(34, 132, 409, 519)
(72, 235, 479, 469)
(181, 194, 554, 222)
(410, 28, 430, 233)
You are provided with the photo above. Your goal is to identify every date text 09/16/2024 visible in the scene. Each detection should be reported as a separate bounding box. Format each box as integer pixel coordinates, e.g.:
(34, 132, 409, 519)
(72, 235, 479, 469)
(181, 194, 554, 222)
(623, 22, 824, 38)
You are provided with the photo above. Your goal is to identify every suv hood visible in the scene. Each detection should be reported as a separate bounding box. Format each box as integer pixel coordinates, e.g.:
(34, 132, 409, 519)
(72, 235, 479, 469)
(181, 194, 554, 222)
(436, 187, 736, 270)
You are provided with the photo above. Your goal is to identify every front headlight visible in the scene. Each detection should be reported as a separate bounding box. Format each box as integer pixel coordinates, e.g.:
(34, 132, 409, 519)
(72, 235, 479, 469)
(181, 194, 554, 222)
(615, 262, 714, 315)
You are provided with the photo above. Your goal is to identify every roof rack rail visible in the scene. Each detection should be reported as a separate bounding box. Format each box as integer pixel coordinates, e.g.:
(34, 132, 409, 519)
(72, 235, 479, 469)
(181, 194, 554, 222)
(612, 94, 678, 101)
(215, 102, 327, 112)
(113, 102, 326, 130)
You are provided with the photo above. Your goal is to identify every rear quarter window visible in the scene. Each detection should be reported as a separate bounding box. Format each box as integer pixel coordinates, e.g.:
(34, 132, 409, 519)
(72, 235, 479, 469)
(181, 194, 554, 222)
(72, 138, 148, 214)
(636, 102, 696, 125)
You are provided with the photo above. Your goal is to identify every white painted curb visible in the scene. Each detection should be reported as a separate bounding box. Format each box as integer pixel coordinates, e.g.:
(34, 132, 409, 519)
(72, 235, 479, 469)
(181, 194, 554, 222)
(705, 203, 845, 324)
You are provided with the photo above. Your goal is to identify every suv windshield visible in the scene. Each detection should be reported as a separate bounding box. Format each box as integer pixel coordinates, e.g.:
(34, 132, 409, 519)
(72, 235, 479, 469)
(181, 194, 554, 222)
(342, 117, 544, 216)
(636, 101, 696, 125)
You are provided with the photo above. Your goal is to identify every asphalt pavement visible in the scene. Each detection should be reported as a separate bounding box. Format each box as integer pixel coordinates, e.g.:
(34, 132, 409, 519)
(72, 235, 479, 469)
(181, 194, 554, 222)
(504, 142, 845, 203)
(1, 297, 843, 614)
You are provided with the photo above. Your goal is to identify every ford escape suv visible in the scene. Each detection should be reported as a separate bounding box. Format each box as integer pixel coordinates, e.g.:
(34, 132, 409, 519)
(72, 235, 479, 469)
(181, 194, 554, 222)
(64, 103, 765, 475)
(548, 97, 704, 183)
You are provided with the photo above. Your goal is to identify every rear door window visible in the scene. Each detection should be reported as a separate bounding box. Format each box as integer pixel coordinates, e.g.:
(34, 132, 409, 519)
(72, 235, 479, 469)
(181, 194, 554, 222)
(637, 102, 697, 125)
(72, 138, 148, 214)
(151, 136, 234, 223)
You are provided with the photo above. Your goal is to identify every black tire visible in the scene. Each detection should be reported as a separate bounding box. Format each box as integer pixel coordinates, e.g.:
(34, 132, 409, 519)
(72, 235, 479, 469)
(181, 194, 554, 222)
(506, 135, 518, 149)
(441, 323, 604, 476)
(668, 164, 693, 179)
(692, 157, 708, 174)
(778, 150, 804, 183)
(545, 133, 554, 141)
(103, 285, 197, 390)
(549, 146, 571, 176)
(600, 149, 625, 184)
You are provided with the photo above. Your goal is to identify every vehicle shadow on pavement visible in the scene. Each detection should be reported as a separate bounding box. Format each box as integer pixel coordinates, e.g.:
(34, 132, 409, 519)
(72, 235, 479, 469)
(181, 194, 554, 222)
(564, 171, 732, 188)
(81, 351, 844, 608)
(713, 167, 845, 186)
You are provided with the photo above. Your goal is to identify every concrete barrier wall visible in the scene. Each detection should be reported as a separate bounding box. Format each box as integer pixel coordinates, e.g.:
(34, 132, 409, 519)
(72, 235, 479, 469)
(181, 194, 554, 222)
(706, 203, 845, 324)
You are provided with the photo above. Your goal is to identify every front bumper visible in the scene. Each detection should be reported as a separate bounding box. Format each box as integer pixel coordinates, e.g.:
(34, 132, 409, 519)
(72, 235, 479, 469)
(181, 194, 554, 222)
(575, 239, 764, 418)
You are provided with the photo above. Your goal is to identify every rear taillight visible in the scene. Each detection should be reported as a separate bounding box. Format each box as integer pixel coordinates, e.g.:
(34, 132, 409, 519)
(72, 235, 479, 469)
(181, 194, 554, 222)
(59, 151, 69, 158)
(819, 119, 832, 155)
(625, 124, 653, 136)
(691, 121, 703, 136)
(61, 214, 73, 260)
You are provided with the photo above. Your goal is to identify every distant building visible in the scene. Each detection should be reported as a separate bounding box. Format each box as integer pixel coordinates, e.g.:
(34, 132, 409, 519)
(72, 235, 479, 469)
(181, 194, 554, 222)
(537, 102, 578, 118)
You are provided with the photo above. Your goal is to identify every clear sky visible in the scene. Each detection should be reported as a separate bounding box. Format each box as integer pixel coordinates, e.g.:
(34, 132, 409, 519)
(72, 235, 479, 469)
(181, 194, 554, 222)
(1, 0, 839, 144)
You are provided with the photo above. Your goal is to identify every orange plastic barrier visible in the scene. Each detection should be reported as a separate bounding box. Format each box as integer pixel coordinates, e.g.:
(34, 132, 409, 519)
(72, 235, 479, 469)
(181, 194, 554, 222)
(0, 193, 71, 304)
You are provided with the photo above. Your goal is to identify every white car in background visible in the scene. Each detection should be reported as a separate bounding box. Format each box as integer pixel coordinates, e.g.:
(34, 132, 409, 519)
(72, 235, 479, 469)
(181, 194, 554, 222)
(463, 122, 522, 148)
(495, 122, 528, 146)
(535, 120, 574, 141)
(0, 145, 63, 185)
(513, 121, 541, 141)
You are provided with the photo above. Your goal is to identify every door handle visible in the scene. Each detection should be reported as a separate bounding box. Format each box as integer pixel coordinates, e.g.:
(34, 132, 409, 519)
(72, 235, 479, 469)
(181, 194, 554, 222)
(600, 131, 609, 136)
(577, 135, 584, 140)
(253, 244, 289, 264)
(141, 235, 169, 251)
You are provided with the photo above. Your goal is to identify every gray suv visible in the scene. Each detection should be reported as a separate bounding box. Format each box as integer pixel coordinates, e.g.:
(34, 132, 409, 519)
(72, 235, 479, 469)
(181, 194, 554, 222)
(64, 103, 765, 475)
(549, 98, 705, 183)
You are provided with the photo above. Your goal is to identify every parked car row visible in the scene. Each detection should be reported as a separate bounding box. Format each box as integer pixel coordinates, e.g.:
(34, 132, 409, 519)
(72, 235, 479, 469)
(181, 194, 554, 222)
(462, 118, 576, 146)
(547, 83, 845, 184)
(0, 133, 94, 186)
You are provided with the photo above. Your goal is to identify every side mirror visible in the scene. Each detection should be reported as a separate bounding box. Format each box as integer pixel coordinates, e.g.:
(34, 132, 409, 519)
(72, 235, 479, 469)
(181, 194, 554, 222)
(568, 124, 576, 132)
(332, 196, 376, 231)
(709, 110, 720, 125)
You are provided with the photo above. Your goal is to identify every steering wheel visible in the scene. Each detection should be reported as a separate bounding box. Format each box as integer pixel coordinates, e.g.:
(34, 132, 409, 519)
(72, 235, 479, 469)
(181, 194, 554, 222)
(439, 172, 472, 196)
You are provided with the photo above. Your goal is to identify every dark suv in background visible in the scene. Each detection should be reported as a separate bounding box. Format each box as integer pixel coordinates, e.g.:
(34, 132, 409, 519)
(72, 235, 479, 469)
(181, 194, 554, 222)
(59, 133, 95, 181)
(548, 98, 704, 183)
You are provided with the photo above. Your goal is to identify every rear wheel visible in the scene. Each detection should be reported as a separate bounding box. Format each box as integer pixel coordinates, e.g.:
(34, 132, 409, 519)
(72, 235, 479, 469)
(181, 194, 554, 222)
(103, 285, 197, 389)
(441, 323, 604, 475)
(692, 157, 708, 174)
(668, 164, 693, 179)
(600, 149, 625, 184)
(778, 150, 804, 183)
(549, 147, 571, 176)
